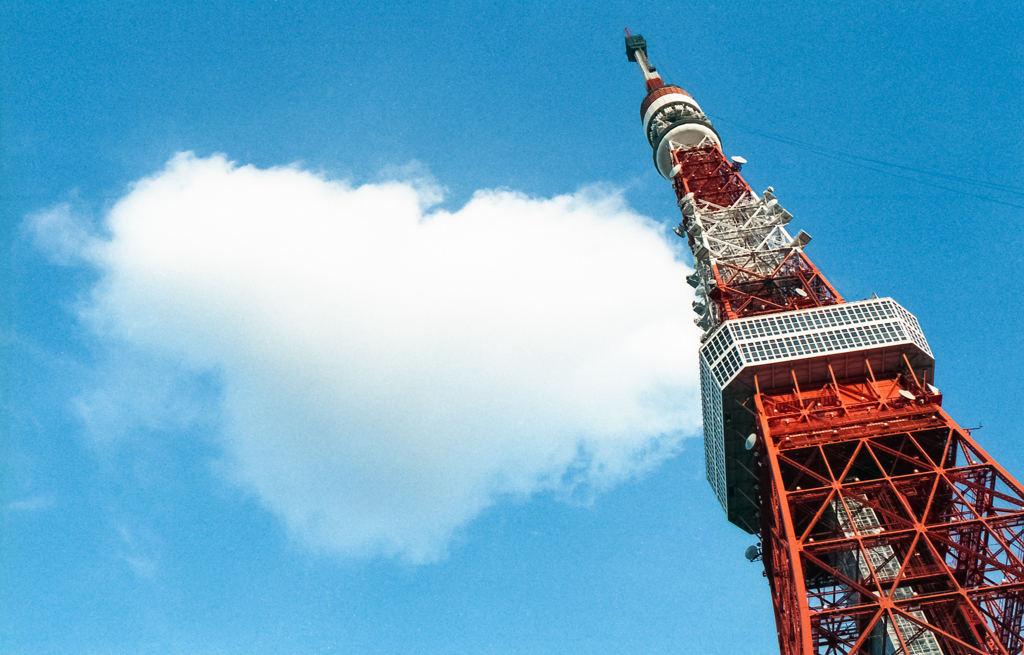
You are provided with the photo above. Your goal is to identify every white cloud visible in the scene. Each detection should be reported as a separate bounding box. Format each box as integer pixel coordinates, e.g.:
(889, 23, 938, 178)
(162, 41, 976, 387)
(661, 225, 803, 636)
(115, 523, 161, 580)
(40, 153, 703, 562)
(5, 496, 54, 512)
(26, 202, 96, 265)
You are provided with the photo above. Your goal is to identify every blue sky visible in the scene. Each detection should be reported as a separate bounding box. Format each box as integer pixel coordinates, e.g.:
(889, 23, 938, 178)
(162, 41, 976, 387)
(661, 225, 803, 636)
(3, 1, 1023, 654)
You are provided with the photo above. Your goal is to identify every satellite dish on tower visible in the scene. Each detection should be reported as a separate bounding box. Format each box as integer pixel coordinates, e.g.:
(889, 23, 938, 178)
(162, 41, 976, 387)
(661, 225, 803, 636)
(744, 544, 761, 561)
(745, 433, 757, 450)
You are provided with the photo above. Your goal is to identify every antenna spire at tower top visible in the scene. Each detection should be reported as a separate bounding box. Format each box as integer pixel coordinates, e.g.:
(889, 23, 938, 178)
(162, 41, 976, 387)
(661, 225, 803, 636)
(624, 30, 663, 92)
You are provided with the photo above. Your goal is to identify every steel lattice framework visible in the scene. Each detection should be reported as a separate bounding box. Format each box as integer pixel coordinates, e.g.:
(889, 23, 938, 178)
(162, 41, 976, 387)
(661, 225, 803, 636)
(625, 31, 1024, 655)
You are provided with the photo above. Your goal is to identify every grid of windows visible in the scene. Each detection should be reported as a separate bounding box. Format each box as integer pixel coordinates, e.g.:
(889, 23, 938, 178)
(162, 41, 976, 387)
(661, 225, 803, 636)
(701, 326, 734, 368)
(892, 303, 932, 357)
(710, 346, 743, 386)
(699, 358, 728, 512)
(698, 298, 930, 389)
(740, 322, 906, 364)
(730, 300, 898, 341)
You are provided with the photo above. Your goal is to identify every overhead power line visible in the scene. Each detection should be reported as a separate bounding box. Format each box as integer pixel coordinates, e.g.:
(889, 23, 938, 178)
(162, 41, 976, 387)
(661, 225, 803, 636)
(708, 115, 1024, 210)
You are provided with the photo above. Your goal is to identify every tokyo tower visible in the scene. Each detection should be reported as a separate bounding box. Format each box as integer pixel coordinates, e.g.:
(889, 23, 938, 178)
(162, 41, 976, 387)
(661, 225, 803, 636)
(624, 31, 1024, 655)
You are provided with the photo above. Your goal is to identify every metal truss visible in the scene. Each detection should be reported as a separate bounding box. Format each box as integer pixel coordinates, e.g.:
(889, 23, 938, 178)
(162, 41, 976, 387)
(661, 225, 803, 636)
(753, 362, 1024, 655)
(669, 141, 842, 336)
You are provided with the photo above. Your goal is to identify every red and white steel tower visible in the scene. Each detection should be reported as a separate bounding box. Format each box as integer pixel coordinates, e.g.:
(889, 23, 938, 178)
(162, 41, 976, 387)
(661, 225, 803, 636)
(625, 31, 1024, 655)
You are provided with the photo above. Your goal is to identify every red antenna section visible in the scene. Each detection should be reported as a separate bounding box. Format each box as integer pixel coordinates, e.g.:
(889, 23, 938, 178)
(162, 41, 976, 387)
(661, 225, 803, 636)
(626, 32, 1024, 655)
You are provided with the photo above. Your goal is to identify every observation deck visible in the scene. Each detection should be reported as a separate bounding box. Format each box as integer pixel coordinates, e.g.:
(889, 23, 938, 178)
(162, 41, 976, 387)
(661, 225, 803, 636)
(701, 297, 935, 532)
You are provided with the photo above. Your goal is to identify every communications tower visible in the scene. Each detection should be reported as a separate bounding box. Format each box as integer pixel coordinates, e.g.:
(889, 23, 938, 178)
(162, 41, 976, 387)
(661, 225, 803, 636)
(624, 32, 1024, 655)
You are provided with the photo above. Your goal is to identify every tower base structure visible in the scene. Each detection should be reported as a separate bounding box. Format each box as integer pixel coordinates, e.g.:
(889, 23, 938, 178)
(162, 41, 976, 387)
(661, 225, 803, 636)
(757, 364, 1024, 655)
